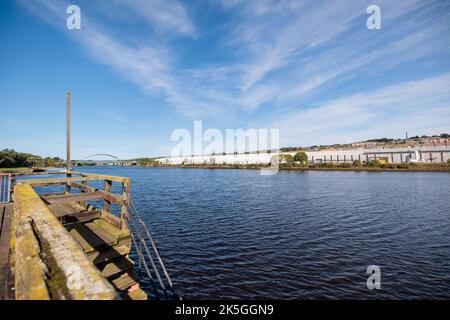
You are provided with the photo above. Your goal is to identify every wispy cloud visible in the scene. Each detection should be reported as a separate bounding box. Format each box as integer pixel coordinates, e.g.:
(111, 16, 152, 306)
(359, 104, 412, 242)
(16, 0, 450, 127)
(268, 73, 450, 146)
(112, 0, 196, 37)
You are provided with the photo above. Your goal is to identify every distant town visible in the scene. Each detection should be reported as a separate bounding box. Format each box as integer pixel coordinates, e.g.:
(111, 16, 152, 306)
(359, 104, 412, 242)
(1, 133, 450, 171)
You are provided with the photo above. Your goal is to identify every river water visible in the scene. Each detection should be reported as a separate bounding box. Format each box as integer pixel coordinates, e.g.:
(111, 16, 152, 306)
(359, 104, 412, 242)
(78, 167, 450, 299)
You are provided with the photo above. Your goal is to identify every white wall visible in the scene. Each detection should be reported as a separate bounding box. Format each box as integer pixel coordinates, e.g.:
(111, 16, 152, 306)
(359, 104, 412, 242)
(156, 147, 450, 165)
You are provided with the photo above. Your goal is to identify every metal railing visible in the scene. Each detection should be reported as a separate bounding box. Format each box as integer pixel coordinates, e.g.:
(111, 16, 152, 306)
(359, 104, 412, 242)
(0, 174, 11, 203)
(124, 190, 179, 299)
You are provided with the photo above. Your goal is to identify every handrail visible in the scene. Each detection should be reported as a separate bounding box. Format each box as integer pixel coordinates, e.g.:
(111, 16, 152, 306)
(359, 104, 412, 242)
(67, 170, 130, 183)
(124, 190, 178, 299)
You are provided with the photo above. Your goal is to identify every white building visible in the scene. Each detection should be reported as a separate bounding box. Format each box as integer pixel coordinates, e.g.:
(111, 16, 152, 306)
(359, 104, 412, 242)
(156, 146, 450, 165)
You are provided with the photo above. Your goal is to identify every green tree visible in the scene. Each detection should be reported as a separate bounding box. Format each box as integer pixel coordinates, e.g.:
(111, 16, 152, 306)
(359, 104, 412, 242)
(294, 152, 308, 164)
(283, 154, 294, 164)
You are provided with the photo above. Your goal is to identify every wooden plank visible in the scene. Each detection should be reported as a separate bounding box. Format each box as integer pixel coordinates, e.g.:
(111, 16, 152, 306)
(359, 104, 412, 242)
(0, 204, 13, 299)
(0, 205, 4, 232)
(69, 182, 123, 204)
(13, 184, 117, 299)
(126, 287, 147, 300)
(42, 191, 104, 204)
(85, 222, 118, 246)
(0, 204, 12, 264)
(48, 202, 86, 218)
(103, 180, 112, 211)
(67, 171, 130, 183)
(68, 210, 101, 223)
(69, 227, 96, 253)
(17, 177, 91, 186)
(95, 216, 130, 240)
(99, 256, 134, 278)
(111, 273, 137, 291)
(87, 245, 130, 265)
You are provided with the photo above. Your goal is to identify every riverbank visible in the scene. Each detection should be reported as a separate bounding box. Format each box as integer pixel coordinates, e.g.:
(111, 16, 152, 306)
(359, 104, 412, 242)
(140, 162, 450, 172)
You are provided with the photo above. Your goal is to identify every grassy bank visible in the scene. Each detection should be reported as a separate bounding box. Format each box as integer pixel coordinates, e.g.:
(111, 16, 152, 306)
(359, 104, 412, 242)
(0, 167, 34, 174)
(145, 161, 450, 172)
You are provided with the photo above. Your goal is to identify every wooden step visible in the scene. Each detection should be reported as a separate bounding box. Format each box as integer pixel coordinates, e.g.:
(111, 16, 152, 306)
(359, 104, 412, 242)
(111, 273, 137, 291)
(85, 221, 118, 246)
(68, 221, 117, 253)
(99, 256, 134, 278)
(48, 202, 86, 218)
(63, 210, 101, 224)
(42, 191, 104, 204)
(94, 216, 130, 240)
(126, 287, 148, 300)
(87, 245, 130, 265)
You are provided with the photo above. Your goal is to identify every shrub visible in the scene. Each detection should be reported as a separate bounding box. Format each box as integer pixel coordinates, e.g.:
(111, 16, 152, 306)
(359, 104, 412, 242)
(365, 160, 382, 167)
(352, 160, 362, 167)
(339, 163, 351, 168)
(447, 159, 450, 165)
(283, 154, 294, 164)
(397, 163, 410, 169)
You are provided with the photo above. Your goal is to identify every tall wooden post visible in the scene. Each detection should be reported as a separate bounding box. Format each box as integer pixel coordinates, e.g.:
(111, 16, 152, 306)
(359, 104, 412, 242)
(66, 91, 71, 193)
(66, 91, 71, 171)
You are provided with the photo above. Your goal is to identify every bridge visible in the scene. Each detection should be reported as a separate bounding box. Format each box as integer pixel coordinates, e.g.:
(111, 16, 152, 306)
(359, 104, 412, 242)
(74, 154, 136, 166)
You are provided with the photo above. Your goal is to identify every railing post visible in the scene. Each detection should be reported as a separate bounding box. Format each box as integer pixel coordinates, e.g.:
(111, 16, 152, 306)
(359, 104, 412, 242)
(120, 179, 130, 230)
(103, 179, 112, 211)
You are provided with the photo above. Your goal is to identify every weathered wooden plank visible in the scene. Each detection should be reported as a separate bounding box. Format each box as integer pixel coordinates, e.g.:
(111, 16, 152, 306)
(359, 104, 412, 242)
(85, 222, 118, 246)
(68, 222, 114, 253)
(67, 171, 130, 183)
(126, 287, 148, 300)
(48, 202, 86, 218)
(42, 191, 104, 204)
(87, 245, 130, 265)
(68, 210, 101, 223)
(111, 273, 137, 291)
(103, 180, 112, 211)
(13, 184, 117, 300)
(69, 182, 123, 204)
(0, 204, 13, 264)
(17, 177, 91, 186)
(0, 203, 13, 299)
(0, 205, 4, 232)
(99, 256, 134, 278)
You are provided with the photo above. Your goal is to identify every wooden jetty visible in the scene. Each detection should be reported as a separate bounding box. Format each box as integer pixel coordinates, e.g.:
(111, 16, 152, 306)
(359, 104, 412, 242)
(0, 170, 175, 300)
(1, 91, 175, 300)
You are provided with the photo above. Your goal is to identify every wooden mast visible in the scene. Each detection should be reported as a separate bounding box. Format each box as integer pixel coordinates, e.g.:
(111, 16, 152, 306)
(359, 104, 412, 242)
(66, 91, 71, 171)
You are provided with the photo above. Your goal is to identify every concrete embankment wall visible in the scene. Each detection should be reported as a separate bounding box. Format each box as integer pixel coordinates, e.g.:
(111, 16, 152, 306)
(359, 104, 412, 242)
(157, 147, 450, 165)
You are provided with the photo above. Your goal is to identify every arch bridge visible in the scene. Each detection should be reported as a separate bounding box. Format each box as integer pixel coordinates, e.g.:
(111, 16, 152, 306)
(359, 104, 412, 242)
(75, 154, 136, 166)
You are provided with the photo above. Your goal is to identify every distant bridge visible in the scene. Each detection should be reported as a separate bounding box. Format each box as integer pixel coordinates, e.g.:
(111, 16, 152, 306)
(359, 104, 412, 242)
(80, 154, 122, 161)
(74, 154, 136, 166)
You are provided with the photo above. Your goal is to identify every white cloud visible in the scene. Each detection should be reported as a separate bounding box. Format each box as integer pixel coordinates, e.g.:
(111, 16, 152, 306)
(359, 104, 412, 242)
(17, 0, 450, 122)
(268, 73, 450, 146)
(112, 0, 196, 37)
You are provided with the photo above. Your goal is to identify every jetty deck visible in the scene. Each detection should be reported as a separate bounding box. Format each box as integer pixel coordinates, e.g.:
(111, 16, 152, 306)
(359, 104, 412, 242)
(0, 203, 13, 299)
(0, 170, 175, 300)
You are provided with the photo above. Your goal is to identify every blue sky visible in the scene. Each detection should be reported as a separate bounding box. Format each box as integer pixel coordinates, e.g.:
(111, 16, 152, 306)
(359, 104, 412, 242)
(1, 0, 450, 159)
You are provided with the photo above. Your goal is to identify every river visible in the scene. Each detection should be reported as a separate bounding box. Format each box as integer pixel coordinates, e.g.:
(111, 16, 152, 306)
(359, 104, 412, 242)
(76, 166, 450, 299)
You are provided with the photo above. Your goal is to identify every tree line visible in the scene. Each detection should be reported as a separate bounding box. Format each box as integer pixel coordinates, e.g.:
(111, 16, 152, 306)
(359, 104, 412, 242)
(0, 149, 64, 168)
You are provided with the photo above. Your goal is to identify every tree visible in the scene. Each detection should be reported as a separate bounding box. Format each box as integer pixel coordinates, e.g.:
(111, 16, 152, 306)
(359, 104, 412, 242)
(294, 152, 308, 164)
(283, 154, 294, 164)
